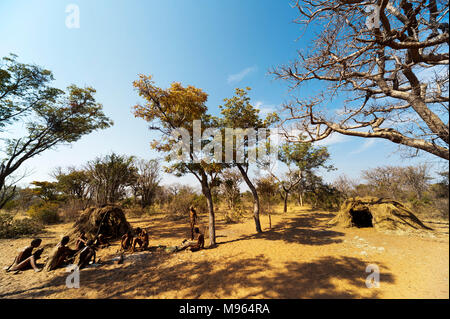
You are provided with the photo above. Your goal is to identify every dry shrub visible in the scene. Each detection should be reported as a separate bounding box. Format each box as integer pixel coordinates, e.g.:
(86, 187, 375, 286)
(27, 202, 60, 224)
(58, 199, 87, 221)
(0, 211, 42, 238)
(125, 206, 146, 218)
(223, 206, 245, 224)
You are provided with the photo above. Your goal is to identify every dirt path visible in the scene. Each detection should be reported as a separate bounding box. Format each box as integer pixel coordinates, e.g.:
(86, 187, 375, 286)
(0, 207, 448, 299)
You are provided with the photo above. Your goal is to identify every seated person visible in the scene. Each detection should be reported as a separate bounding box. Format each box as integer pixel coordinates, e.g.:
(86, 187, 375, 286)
(132, 227, 149, 252)
(121, 230, 134, 251)
(176, 227, 204, 252)
(44, 236, 76, 272)
(6, 239, 44, 273)
(74, 240, 96, 269)
(75, 231, 88, 251)
(94, 233, 110, 248)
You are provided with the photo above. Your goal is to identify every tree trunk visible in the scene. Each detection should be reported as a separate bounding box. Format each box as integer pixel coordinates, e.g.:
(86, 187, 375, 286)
(202, 182, 216, 247)
(283, 191, 289, 213)
(237, 164, 262, 233)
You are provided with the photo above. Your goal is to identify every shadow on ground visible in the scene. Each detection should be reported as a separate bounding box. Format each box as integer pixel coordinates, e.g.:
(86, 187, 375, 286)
(0, 252, 394, 299)
(221, 211, 344, 246)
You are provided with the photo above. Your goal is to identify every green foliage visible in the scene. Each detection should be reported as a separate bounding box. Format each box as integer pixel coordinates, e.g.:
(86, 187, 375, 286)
(0, 211, 42, 238)
(30, 181, 60, 201)
(0, 54, 113, 209)
(27, 202, 60, 224)
(54, 168, 90, 200)
(86, 153, 137, 205)
(304, 183, 342, 211)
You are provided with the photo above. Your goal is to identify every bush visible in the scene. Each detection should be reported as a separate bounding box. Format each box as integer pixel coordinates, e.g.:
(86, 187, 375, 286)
(223, 205, 245, 224)
(0, 212, 42, 238)
(27, 202, 60, 224)
(125, 206, 146, 218)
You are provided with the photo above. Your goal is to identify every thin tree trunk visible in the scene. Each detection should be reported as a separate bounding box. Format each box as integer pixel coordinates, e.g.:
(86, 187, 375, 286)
(202, 182, 216, 247)
(283, 191, 289, 213)
(237, 164, 262, 233)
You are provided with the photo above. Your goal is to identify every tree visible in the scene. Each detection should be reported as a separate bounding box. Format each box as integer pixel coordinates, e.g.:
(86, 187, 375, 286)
(85, 153, 137, 205)
(256, 175, 278, 214)
(0, 54, 113, 208)
(52, 167, 91, 208)
(401, 164, 432, 199)
(132, 158, 161, 208)
(273, 1, 449, 160)
(219, 169, 242, 211)
(219, 88, 276, 233)
(271, 141, 334, 212)
(30, 181, 60, 202)
(362, 164, 432, 199)
(362, 165, 403, 198)
(133, 75, 222, 247)
(333, 174, 358, 199)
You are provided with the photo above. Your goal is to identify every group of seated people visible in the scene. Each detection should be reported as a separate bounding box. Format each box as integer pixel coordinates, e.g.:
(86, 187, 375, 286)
(5, 231, 110, 273)
(120, 227, 149, 252)
(120, 225, 205, 253)
(6, 219, 206, 273)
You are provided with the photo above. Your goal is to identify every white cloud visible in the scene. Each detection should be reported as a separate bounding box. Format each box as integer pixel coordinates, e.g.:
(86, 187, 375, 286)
(350, 138, 377, 154)
(227, 66, 257, 84)
(314, 133, 350, 146)
(254, 101, 276, 115)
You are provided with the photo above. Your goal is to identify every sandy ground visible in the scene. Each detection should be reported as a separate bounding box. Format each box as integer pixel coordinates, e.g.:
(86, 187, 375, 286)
(0, 206, 448, 299)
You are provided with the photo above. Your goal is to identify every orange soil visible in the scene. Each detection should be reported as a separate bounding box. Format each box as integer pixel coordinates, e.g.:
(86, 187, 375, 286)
(0, 206, 448, 299)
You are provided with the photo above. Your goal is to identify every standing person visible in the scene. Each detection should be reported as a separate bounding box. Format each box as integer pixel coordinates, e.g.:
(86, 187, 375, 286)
(189, 206, 197, 240)
(5, 239, 44, 273)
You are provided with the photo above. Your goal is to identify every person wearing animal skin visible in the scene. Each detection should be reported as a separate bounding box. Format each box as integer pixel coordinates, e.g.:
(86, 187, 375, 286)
(189, 206, 198, 240)
(121, 230, 134, 251)
(176, 227, 204, 252)
(132, 227, 149, 252)
(74, 240, 96, 269)
(5, 239, 44, 273)
(44, 236, 77, 271)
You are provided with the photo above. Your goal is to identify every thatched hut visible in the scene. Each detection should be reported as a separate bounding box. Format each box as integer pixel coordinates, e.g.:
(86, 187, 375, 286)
(67, 205, 131, 241)
(328, 197, 431, 231)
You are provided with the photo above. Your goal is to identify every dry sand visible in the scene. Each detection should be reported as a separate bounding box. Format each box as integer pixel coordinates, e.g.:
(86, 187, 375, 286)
(0, 206, 448, 299)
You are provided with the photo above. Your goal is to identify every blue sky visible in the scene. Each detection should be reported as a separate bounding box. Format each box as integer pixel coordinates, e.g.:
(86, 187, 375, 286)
(0, 0, 446, 189)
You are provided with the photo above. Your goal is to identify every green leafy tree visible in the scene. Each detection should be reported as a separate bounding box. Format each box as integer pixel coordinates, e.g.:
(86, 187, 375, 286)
(53, 167, 90, 200)
(30, 181, 60, 202)
(0, 54, 113, 208)
(219, 88, 277, 233)
(272, 141, 334, 212)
